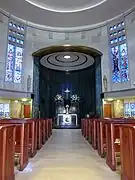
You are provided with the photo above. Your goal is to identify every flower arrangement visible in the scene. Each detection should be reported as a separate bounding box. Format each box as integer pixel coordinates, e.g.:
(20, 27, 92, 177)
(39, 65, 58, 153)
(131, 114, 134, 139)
(54, 94, 64, 101)
(71, 94, 80, 102)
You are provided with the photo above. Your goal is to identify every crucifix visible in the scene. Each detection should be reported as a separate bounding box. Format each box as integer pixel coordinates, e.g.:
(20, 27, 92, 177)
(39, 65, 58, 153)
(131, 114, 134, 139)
(64, 88, 70, 99)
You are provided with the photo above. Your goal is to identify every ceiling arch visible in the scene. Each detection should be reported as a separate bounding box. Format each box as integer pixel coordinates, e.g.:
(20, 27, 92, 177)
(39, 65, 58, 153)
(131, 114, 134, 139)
(0, 0, 135, 29)
(25, 0, 106, 13)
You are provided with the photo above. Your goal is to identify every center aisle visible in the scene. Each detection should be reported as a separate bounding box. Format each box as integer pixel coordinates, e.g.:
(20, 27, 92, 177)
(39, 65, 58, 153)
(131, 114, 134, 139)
(16, 129, 120, 180)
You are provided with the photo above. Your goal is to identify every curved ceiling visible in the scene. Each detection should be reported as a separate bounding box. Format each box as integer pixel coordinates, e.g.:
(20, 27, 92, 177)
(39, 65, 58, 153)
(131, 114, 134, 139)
(0, 0, 134, 29)
(25, 0, 106, 12)
(40, 52, 94, 71)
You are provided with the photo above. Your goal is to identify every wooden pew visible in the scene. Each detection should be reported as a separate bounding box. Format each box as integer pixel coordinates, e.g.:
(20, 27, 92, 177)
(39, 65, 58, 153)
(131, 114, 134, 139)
(0, 125, 16, 180)
(96, 118, 126, 158)
(48, 118, 52, 137)
(37, 119, 42, 150)
(105, 120, 135, 171)
(91, 119, 99, 150)
(88, 119, 92, 144)
(119, 124, 135, 180)
(97, 119, 106, 157)
(0, 120, 29, 171)
(25, 119, 38, 157)
(45, 119, 49, 140)
(41, 119, 46, 145)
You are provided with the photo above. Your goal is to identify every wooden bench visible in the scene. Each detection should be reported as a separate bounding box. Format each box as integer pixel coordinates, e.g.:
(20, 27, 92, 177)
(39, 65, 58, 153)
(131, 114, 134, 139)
(91, 119, 99, 150)
(119, 124, 135, 180)
(37, 119, 42, 150)
(48, 118, 52, 137)
(0, 125, 16, 180)
(41, 119, 46, 145)
(0, 120, 29, 171)
(105, 120, 135, 171)
(25, 119, 38, 157)
(96, 119, 106, 157)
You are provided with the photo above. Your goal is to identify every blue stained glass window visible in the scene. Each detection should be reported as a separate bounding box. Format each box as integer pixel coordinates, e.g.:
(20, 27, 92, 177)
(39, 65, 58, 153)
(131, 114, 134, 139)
(119, 43, 129, 82)
(109, 20, 129, 83)
(111, 46, 121, 83)
(14, 47, 23, 83)
(5, 20, 25, 84)
(8, 35, 12, 41)
(5, 44, 15, 82)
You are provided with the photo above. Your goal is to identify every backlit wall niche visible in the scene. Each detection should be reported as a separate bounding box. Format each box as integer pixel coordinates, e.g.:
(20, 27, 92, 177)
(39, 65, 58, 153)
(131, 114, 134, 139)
(108, 20, 129, 83)
(5, 19, 26, 83)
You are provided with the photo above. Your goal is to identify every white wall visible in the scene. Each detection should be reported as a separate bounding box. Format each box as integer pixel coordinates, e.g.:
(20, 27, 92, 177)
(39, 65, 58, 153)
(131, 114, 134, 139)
(0, 14, 8, 89)
(0, 10, 135, 94)
(26, 25, 110, 92)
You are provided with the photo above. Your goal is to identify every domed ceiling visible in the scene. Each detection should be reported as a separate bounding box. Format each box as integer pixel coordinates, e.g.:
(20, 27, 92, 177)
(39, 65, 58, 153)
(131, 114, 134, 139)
(0, 0, 135, 29)
(25, 0, 106, 12)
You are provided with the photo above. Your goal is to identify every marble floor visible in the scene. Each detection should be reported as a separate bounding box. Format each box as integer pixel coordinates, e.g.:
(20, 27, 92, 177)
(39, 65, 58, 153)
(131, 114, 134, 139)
(16, 129, 120, 180)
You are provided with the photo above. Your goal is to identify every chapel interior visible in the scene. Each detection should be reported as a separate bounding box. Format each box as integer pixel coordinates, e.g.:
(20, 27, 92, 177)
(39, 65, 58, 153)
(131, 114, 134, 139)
(0, 0, 135, 180)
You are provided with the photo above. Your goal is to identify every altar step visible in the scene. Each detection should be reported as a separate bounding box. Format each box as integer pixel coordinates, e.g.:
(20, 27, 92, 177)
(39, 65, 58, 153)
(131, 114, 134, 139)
(54, 125, 80, 129)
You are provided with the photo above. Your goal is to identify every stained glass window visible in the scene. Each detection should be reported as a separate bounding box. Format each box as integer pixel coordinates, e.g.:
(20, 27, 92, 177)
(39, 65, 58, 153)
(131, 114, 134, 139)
(5, 44, 15, 82)
(111, 46, 121, 83)
(108, 20, 129, 83)
(14, 47, 23, 83)
(5, 19, 25, 83)
(119, 43, 129, 82)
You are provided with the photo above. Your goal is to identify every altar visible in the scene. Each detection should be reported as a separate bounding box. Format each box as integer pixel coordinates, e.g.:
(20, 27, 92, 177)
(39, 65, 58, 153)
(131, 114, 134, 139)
(57, 114, 77, 127)
(54, 89, 79, 128)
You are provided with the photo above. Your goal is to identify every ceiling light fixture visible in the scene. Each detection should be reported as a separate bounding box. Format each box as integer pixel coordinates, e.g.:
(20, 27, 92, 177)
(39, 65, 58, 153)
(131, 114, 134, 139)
(64, 55, 71, 59)
(106, 98, 114, 102)
(22, 98, 27, 102)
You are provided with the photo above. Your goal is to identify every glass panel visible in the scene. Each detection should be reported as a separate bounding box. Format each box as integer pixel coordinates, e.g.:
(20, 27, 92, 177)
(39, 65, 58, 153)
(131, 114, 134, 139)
(9, 22, 13, 26)
(119, 43, 129, 82)
(14, 46, 23, 83)
(8, 35, 12, 41)
(21, 27, 24, 31)
(16, 39, 20, 44)
(117, 23, 121, 28)
(12, 37, 16, 42)
(111, 39, 114, 44)
(17, 26, 21, 30)
(113, 25, 117, 30)
(13, 24, 17, 29)
(5, 44, 15, 82)
(111, 46, 121, 83)
(121, 21, 125, 26)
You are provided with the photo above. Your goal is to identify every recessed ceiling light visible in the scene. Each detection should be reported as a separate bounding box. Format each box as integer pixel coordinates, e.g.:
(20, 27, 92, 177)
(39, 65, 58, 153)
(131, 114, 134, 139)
(22, 98, 27, 102)
(64, 55, 70, 59)
(106, 98, 113, 101)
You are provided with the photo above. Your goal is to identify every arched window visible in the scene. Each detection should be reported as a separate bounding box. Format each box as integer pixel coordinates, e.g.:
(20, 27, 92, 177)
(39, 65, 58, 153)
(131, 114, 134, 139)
(5, 19, 25, 83)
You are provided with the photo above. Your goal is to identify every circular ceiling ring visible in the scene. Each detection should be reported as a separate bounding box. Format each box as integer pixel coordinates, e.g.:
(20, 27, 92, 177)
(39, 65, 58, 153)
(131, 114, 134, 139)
(40, 51, 95, 71)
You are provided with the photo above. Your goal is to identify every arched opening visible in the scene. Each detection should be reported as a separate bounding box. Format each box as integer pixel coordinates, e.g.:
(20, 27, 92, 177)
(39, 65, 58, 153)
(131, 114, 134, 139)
(32, 45, 102, 128)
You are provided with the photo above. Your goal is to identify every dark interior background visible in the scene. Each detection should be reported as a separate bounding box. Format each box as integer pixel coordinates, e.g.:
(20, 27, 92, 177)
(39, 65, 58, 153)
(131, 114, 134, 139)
(33, 55, 102, 126)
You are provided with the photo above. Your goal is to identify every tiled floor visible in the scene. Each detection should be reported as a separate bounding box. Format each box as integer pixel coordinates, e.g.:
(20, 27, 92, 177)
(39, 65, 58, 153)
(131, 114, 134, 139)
(16, 129, 120, 180)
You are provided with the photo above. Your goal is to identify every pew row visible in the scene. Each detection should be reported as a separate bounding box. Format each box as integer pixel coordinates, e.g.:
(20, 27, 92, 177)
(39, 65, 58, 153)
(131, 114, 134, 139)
(81, 118, 135, 173)
(119, 124, 135, 180)
(0, 117, 53, 180)
(0, 125, 16, 180)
